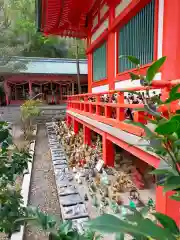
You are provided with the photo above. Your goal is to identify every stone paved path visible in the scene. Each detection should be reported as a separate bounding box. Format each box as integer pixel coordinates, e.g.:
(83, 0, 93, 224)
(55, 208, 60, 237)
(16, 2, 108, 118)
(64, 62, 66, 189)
(24, 125, 61, 240)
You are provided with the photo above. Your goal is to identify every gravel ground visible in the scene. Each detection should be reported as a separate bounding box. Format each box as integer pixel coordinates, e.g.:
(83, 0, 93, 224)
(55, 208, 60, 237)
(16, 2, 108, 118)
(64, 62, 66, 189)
(24, 124, 61, 240)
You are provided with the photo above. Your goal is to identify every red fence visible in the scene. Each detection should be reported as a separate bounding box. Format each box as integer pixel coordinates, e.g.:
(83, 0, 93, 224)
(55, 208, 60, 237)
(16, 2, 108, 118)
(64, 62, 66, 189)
(67, 80, 179, 137)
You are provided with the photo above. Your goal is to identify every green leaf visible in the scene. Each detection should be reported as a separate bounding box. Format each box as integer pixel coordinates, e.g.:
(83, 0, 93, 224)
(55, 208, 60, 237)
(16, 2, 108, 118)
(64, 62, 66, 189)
(150, 168, 177, 176)
(119, 55, 140, 65)
(164, 93, 180, 104)
(125, 120, 156, 138)
(170, 192, 180, 201)
(174, 139, 180, 146)
(164, 176, 180, 192)
(176, 110, 180, 114)
(170, 84, 180, 97)
(115, 233, 124, 240)
(146, 56, 166, 84)
(144, 104, 162, 119)
(171, 114, 180, 122)
(129, 72, 140, 81)
(140, 206, 150, 217)
(155, 120, 179, 135)
(153, 212, 179, 234)
(86, 214, 175, 240)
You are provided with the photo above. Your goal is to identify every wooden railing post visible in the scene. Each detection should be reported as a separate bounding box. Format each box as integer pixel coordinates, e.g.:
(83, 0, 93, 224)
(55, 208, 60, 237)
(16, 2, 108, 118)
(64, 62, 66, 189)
(96, 95, 101, 115)
(83, 125, 91, 145)
(73, 119, 79, 134)
(103, 133, 114, 167)
(66, 115, 71, 128)
(105, 93, 112, 118)
(116, 92, 124, 121)
(84, 96, 88, 112)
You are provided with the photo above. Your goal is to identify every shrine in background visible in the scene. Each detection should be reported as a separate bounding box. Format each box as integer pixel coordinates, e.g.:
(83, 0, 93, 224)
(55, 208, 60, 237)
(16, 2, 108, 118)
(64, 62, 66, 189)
(37, 0, 180, 224)
(3, 57, 87, 105)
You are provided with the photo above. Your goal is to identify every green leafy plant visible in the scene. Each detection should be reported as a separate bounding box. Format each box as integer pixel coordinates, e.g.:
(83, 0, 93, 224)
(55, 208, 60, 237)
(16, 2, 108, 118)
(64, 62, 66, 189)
(0, 121, 31, 237)
(20, 99, 41, 139)
(17, 206, 101, 240)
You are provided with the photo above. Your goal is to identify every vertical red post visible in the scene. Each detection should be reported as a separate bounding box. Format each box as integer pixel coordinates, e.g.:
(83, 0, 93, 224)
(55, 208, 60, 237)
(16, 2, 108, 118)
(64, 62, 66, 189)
(116, 92, 124, 121)
(107, 5, 115, 90)
(4, 81, 9, 105)
(73, 119, 79, 134)
(83, 125, 91, 145)
(87, 53, 92, 93)
(96, 95, 101, 115)
(66, 115, 71, 128)
(59, 84, 62, 103)
(28, 80, 32, 98)
(155, 0, 180, 224)
(103, 134, 114, 167)
(156, 186, 180, 226)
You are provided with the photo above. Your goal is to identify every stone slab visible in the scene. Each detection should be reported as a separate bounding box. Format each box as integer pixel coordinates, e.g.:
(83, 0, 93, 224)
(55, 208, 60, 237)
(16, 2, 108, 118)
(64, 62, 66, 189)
(60, 194, 83, 206)
(52, 155, 66, 160)
(51, 149, 65, 154)
(53, 158, 67, 165)
(49, 141, 59, 143)
(61, 203, 88, 219)
(54, 164, 68, 170)
(48, 137, 57, 141)
(72, 217, 89, 234)
(56, 179, 71, 188)
(47, 132, 56, 135)
(51, 152, 65, 157)
(53, 160, 67, 165)
(58, 185, 78, 196)
(52, 154, 66, 160)
(55, 169, 73, 181)
(50, 147, 63, 151)
(52, 157, 66, 162)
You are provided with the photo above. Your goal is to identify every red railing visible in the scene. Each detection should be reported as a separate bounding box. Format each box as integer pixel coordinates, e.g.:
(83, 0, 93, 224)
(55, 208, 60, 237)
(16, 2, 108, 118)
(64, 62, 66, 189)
(67, 80, 180, 137)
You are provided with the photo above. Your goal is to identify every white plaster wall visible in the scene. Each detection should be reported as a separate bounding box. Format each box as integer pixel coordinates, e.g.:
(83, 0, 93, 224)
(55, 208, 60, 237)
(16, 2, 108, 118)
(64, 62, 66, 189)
(157, 0, 164, 58)
(92, 84, 109, 93)
(115, 73, 162, 96)
(115, 72, 162, 89)
(91, 18, 109, 43)
(115, 0, 132, 17)
(100, 3, 109, 19)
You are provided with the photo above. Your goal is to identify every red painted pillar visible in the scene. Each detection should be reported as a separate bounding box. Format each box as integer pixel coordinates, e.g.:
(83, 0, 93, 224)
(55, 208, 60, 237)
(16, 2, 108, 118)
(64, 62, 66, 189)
(102, 134, 114, 167)
(73, 119, 79, 134)
(83, 125, 91, 145)
(155, 0, 180, 224)
(59, 84, 62, 104)
(28, 80, 32, 98)
(87, 53, 92, 93)
(156, 187, 180, 226)
(4, 81, 9, 105)
(107, 5, 115, 90)
(66, 115, 71, 128)
(161, 0, 180, 100)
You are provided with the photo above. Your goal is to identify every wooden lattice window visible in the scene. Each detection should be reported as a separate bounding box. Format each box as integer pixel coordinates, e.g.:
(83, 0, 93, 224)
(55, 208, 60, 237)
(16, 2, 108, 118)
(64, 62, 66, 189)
(93, 42, 107, 81)
(118, 0, 155, 72)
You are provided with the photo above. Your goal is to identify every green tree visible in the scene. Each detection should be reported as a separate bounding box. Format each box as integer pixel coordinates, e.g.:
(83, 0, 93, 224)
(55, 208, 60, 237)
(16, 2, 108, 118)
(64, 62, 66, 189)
(0, 0, 27, 74)
(9, 0, 86, 59)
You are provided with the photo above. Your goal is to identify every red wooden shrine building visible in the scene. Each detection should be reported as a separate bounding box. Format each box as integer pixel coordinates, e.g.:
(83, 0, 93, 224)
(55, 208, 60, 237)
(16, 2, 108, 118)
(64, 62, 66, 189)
(3, 57, 87, 105)
(37, 0, 180, 224)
